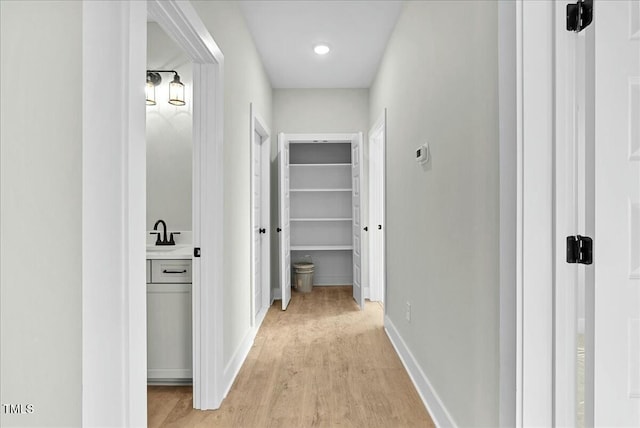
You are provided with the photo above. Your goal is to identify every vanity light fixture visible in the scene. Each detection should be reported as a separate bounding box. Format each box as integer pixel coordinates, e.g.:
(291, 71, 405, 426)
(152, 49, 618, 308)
(313, 44, 330, 55)
(168, 73, 186, 106)
(146, 70, 185, 106)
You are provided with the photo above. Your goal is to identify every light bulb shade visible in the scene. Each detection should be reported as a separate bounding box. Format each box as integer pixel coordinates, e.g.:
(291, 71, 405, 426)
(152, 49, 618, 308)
(146, 81, 156, 105)
(168, 74, 185, 106)
(314, 44, 330, 55)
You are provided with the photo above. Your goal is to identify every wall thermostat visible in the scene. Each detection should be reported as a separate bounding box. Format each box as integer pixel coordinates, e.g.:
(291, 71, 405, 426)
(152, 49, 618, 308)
(416, 144, 429, 165)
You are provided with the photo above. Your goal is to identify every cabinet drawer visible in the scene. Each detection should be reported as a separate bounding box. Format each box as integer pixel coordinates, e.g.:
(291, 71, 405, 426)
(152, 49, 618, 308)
(150, 260, 192, 283)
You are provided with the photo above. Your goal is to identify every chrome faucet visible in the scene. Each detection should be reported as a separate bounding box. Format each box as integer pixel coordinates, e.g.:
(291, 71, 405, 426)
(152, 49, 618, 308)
(151, 219, 177, 246)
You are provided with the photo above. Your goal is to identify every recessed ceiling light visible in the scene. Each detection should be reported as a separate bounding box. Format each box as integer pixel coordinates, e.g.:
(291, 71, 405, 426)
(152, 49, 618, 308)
(314, 44, 330, 55)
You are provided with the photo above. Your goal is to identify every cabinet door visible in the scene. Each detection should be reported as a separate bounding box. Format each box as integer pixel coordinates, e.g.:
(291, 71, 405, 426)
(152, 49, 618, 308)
(352, 132, 364, 310)
(147, 283, 192, 381)
(278, 133, 291, 310)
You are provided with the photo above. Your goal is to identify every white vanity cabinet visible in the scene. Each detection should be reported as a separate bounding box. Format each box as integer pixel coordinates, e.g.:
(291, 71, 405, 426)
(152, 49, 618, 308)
(278, 133, 364, 310)
(146, 259, 192, 384)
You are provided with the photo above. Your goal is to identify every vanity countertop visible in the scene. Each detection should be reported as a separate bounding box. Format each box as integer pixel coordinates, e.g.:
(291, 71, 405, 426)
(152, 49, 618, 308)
(146, 244, 192, 260)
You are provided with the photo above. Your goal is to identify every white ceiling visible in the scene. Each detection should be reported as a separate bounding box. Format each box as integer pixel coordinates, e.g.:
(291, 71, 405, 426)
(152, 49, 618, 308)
(239, 1, 404, 89)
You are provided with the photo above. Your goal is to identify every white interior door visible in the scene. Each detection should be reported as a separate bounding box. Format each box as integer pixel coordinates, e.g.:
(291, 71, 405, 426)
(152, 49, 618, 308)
(278, 133, 291, 310)
(253, 129, 263, 318)
(250, 105, 271, 325)
(352, 133, 364, 309)
(593, 0, 640, 424)
(369, 112, 386, 304)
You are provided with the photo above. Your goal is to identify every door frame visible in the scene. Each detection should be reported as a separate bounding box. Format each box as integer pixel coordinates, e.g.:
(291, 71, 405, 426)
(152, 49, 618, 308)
(352, 131, 365, 309)
(515, 0, 556, 425)
(368, 110, 387, 304)
(148, 0, 225, 411)
(82, 0, 225, 424)
(250, 103, 271, 329)
(552, 1, 596, 425)
(515, 0, 597, 425)
(277, 132, 363, 306)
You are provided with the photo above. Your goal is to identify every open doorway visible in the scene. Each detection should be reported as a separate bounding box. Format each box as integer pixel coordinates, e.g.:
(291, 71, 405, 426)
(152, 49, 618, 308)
(276, 133, 364, 310)
(145, 19, 193, 390)
(146, 0, 225, 412)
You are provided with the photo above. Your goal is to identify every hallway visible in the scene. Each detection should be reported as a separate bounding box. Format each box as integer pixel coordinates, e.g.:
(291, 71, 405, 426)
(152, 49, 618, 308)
(148, 287, 434, 427)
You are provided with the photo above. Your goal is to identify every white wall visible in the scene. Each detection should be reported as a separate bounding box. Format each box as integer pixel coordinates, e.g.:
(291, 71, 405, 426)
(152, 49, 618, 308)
(271, 89, 369, 293)
(190, 1, 272, 367)
(146, 23, 193, 231)
(369, 1, 500, 426)
(273, 89, 369, 134)
(0, 1, 82, 426)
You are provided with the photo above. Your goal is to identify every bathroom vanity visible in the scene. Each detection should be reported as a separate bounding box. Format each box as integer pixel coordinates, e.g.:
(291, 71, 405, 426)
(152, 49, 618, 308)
(146, 246, 192, 384)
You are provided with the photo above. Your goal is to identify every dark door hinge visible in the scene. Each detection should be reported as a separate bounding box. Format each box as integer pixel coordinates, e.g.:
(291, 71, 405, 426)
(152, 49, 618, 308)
(194, 247, 201, 257)
(566, 235, 592, 265)
(567, 0, 593, 32)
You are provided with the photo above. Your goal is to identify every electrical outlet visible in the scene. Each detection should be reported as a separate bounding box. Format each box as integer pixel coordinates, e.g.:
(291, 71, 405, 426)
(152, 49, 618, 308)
(405, 301, 411, 322)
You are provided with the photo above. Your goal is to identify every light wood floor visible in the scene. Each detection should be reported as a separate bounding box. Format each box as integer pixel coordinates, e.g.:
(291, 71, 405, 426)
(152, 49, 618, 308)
(148, 286, 435, 428)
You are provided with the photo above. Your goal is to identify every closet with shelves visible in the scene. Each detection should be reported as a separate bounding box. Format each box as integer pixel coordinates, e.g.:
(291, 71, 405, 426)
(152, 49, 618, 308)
(278, 133, 363, 310)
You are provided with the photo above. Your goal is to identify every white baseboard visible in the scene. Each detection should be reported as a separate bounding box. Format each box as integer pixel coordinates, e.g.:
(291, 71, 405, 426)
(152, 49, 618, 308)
(314, 274, 352, 285)
(221, 328, 254, 399)
(220, 304, 271, 401)
(384, 315, 457, 428)
(147, 368, 192, 379)
(255, 306, 268, 330)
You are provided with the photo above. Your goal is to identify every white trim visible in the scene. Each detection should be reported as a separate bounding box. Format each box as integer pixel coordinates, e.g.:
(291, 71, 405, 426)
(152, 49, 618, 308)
(553, 0, 580, 423)
(221, 298, 269, 398)
(250, 103, 271, 330)
(147, 368, 192, 379)
(255, 305, 268, 330)
(516, 0, 555, 425)
(515, 0, 525, 423)
(148, 0, 225, 410)
(82, 1, 147, 425)
(384, 316, 457, 428)
(222, 328, 255, 398)
(147, 0, 223, 63)
(285, 133, 355, 143)
(83, 2, 225, 424)
(368, 110, 386, 304)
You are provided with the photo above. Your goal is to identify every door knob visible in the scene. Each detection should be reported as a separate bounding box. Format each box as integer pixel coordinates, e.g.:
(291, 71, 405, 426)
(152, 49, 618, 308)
(363, 226, 368, 231)
(378, 225, 382, 230)
(259, 228, 266, 234)
(276, 227, 282, 232)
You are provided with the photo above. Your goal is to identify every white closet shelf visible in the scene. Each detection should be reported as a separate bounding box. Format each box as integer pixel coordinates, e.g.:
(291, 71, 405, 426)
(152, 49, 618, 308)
(291, 245, 353, 251)
(289, 163, 351, 167)
(290, 188, 352, 192)
(291, 217, 352, 222)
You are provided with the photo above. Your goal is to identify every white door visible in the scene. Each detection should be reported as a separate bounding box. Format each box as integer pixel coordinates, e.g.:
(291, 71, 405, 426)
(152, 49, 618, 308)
(369, 112, 386, 304)
(593, 0, 640, 424)
(253, 129, 263, 318)
(352, 133, 364, 309)
(278, 133, 291, 310)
